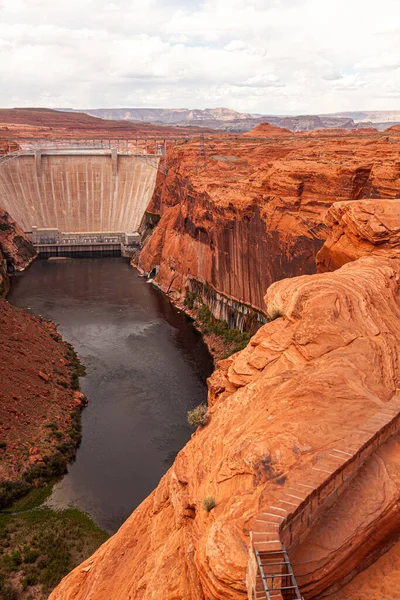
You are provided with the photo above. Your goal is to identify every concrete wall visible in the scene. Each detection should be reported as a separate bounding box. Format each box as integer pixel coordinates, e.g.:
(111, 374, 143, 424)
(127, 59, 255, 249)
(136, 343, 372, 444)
(0, 153, 160, 233)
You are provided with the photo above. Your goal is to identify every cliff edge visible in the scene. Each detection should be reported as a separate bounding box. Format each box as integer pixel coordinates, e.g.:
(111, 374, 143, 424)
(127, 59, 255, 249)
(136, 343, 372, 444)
(50, 200, 400, 600)
(138, 130, 400, 330)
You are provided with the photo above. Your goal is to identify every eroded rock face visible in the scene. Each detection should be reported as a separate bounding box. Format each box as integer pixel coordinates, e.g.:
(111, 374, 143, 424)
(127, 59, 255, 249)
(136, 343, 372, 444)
(50, 205, 400, 600)
(316, 199, 400, 272)
(0, 207, 37, 296)
(139, 130, 400, 324)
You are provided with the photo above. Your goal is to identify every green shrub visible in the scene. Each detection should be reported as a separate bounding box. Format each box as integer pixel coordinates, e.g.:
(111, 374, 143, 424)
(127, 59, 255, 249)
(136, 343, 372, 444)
(0, 481, 31, 510)
(196, 304, 252, 357)
(56, 379, 68, 389)
(23, 549, 39, 564)
(183, 286, 200, 310)
(70, 372, 79, 390)
(0, 582, 18, 600)
(0, 442, 7, 450)
(0, 222, 11, 231)
(187, 404, 209, 428)
(65, 344, 86, 377)
(22, 573, 38, 588)
(203, 496, 216, 512)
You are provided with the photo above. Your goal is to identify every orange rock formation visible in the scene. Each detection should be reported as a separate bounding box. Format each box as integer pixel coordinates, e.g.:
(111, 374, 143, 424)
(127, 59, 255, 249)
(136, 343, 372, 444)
(138, 127, 400, 329)
(316, 199, 400, 272)
(50, 200, 400, 600)
(242, 122, 291, 136)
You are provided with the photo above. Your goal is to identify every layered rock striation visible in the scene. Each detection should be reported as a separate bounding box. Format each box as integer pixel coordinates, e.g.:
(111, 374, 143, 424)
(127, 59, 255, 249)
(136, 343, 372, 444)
(0, 207, 37, 296)
(51, 200, 400, 600)
(138, 128, 400, 330)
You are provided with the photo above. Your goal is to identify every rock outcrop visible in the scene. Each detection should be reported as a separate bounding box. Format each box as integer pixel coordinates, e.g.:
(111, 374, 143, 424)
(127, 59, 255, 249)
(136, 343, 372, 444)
(138, 129, 400, 330)
(316, 199, 400, 272)
(0, 141, 36, 295)
(242, 122, 292, 137)
(50, 200, 400, 600)
(0, 207, 37, 296)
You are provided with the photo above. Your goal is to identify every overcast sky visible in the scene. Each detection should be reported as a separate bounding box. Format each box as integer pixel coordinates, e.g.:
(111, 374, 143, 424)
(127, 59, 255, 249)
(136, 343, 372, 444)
(0, 0, 399, 114)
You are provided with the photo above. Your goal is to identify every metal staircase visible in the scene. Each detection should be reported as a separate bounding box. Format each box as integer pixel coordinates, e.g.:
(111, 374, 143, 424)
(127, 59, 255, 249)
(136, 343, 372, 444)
(255, 545, 303, 600)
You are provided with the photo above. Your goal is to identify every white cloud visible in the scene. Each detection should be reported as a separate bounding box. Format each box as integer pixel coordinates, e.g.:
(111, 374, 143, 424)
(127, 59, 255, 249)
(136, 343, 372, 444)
(0, 0, 399, 112)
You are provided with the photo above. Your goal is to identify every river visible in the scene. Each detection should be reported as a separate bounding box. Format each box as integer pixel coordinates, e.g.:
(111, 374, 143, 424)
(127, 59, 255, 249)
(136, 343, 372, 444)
(8, 257, 213, 533)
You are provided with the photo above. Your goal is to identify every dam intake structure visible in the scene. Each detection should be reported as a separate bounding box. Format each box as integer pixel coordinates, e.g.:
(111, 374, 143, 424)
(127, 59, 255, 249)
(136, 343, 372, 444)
(0, 139, 165, 255)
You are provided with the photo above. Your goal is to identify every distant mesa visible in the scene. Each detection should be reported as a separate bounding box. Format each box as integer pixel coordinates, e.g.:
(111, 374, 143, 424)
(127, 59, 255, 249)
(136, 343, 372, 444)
(242, 122, 291, 137)
(386, 124, 400, 133)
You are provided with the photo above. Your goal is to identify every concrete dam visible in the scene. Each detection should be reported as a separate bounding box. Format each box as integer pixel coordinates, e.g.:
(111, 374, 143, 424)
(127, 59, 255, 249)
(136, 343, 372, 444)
(0, 146, 161, 242)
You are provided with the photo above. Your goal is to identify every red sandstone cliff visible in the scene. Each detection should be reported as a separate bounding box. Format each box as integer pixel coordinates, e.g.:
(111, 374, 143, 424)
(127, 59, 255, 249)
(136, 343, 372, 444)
(0, 142, 36, 294)
(50, 200, 400, 600)
(138, 129, 400, 329)
(0, 208, 37, 296)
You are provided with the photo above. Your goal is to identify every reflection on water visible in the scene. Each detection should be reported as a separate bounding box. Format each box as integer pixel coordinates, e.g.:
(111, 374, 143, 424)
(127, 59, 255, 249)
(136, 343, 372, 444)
(8, 258, 213, 532)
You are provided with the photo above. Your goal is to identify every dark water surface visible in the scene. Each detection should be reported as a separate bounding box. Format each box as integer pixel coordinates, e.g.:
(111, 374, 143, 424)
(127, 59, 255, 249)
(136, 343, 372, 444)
(8, 258, 213, 532)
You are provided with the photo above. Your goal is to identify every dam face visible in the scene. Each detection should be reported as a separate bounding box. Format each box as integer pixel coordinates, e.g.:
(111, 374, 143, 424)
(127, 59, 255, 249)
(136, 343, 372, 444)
(0, 150, 160, 234)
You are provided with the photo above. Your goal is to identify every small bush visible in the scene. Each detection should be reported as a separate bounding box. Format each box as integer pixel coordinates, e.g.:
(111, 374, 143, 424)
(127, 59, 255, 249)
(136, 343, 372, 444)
(183, 286, 200, 310)
(23, 549, 39, 564)
(22, 573, 38, 589)
(0, 441, 7, 450)
(56, 379, 68, 389)
(70, 372, 79, 390)
(196, 304, 252, 357)
(203, 496, 216, 512)
(187, 404, 209, 428)
(0, 481, 31, 510)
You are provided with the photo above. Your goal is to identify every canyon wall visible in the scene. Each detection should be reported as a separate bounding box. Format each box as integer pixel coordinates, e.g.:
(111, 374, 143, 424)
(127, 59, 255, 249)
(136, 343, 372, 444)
(138, 128, 400, 330)
(51, 200, 400, 600)
(0, 207, 36, 296)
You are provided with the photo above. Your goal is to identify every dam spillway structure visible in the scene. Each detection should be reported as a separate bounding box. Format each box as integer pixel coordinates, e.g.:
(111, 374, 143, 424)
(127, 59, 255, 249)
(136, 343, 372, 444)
(0, 139, 164, 255)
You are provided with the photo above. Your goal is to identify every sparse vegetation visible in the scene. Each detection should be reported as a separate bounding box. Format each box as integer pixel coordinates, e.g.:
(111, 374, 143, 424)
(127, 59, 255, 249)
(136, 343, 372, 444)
(187, 404, 209, 428)
(0, 222, 11, 231)
(0, 501, 108, 598)
(183, 286, 201, 310)
(65, 344, 86, 377)
(0, 407, 82, 511)
(70, 372, 79, 390)
(203, 496, 216, 512)
(196, 304, 252, 358)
